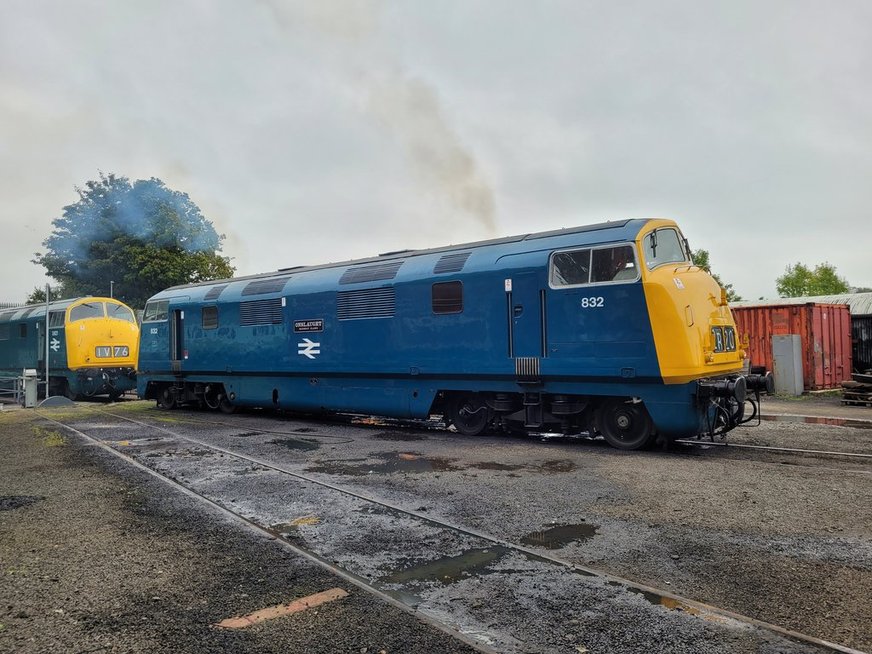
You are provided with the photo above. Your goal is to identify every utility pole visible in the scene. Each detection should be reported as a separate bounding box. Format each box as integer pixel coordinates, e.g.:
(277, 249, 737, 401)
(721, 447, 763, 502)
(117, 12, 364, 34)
(110, 280, 114, 298)
(44, 284, 50, 398)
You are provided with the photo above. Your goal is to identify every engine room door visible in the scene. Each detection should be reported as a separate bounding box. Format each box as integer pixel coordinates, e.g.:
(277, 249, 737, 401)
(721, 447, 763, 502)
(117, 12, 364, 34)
(170, 309, 184, 372)
(509, 272, 545, 361)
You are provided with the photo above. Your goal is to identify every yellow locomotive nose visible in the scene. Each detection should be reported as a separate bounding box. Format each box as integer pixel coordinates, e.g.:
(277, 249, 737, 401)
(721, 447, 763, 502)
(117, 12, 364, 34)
(65, 299, 140, 370)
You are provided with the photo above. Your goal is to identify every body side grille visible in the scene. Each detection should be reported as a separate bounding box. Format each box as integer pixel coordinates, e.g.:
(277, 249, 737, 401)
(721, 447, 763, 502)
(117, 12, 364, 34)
(337, 288, 395, 320)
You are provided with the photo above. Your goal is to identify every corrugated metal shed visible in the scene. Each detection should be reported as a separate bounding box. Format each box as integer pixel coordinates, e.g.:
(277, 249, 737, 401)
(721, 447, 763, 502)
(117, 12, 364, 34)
(731, 293, 872, 316)
(731, 303, 853, 390)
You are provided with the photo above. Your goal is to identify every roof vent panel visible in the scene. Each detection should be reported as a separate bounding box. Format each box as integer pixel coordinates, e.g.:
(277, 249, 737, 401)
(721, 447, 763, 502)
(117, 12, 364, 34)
(339, 261, 403, 285)
(204, 284, 229, 300)
(241, 277, 291, 296)
(433, 252, 471, 274)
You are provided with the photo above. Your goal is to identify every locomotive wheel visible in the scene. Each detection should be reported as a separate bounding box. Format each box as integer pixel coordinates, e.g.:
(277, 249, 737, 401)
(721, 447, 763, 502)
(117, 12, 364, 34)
(108, 389, 123, 402)
(156, 386, 176, 410)
(218, 395, 237, 414)
(203, 385, 222, 410)
(597, 398, 654, 450)
(450, 396, 489, 436)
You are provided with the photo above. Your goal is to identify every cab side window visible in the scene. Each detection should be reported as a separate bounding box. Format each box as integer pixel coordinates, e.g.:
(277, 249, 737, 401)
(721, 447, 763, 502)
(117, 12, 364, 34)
(143, 300, 169, 322)
(550, 249, 591, 286)
(551, 244, 638, 287)
(49, 311, 65, 328)
(591, 245, 638, 282)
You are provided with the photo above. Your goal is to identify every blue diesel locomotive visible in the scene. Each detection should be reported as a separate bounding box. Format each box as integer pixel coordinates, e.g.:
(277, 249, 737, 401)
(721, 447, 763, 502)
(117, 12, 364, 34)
(137, 219, 769, 449)
(0, 297, 139, 399)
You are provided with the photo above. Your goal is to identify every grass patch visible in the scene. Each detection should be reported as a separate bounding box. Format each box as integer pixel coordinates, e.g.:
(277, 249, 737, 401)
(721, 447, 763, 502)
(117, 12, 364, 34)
(31, 425, 66, 447)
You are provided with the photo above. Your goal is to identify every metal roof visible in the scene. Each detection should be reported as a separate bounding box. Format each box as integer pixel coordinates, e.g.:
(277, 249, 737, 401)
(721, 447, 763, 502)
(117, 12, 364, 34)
(731, 292, 872, 316)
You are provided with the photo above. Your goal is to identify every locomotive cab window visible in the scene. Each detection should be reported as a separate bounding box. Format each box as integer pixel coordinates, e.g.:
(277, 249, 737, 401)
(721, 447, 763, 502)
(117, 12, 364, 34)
(48, 311, 65, 328)
(0, 324, 8, 340)
(107, 303, 136, 323)
(202, 306, 218, 329)
(643, 228, 689, 269)
(143, 300, 169, 322)
(70, 302, 104, 322)
(19, 323, 27, 338)
(432, 281, 463, 314)
(551, 245, 638, 287)
(591, 245, 638, 283)
(550, 249, 591, 286)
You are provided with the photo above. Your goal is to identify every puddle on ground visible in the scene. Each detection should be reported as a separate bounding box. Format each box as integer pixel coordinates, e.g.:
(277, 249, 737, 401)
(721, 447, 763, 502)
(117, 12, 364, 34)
(370, 430, 428, 442)
(231, 431, 262, 438)
(521, 523, 598, 549)
(382, 547, 508, 585)
(268, 438, 321, 451)
(293, 427, 317, 433)
(305, 452, 459, 476)
(0, 495, 44, 511)
(762, 415, 872, 429)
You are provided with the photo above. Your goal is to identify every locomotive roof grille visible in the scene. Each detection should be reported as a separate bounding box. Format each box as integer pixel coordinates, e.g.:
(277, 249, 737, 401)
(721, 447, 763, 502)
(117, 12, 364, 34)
(339, 261, 404, 285)
(433, 252, 471, 274)
(241, 277, 291, 296)
(239, 298, 284, 326)
(204, 284, 229, 300)
(337, 288, 396, 320)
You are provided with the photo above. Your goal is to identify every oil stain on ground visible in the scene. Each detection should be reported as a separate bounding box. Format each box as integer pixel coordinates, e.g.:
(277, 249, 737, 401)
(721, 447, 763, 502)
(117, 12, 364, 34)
(305, 452, 459, 476)
(0, 495, 44, 511)
(269, 438, 321, 451)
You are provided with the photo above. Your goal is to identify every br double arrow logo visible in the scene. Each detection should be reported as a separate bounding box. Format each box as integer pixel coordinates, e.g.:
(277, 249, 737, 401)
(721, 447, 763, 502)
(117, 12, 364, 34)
(297, 338, 320, 360)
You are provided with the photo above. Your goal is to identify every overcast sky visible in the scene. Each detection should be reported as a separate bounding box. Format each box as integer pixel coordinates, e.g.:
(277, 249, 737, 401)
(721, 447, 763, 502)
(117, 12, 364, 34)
(1, 0, 870, 304)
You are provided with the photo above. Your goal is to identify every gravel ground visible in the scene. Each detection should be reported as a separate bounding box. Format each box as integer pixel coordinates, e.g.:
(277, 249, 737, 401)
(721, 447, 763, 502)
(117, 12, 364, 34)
(3, 397, 870, 653)
(91, 399, 870, 652)
(0, 408, 482, 654)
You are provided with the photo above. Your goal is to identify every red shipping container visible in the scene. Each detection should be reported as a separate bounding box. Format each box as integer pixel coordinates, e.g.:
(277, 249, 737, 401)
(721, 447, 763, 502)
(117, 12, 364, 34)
(731, 303, 853, 391)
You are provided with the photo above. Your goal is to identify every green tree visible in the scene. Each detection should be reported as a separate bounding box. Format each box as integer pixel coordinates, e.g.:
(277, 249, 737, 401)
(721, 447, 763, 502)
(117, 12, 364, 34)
(776, 262, 850, 297)
(691, 249, 742, 302)
(26, 285, 69, 305)
(33, 174, 234, 309)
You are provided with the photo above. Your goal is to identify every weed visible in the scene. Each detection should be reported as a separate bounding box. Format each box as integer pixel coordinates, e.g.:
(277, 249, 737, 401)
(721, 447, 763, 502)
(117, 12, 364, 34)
(31, 425, 66, 447)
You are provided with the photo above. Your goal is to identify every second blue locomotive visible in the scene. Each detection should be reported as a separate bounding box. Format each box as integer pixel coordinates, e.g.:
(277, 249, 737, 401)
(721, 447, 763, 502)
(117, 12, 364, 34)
(137, 219, 766, 449)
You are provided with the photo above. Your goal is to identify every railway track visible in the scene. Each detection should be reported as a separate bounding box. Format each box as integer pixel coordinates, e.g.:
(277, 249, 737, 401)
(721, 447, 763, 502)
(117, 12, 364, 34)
(188, 408, 872, 476)
(37, 407, 866, 654)
(675, 439, 872, 459)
